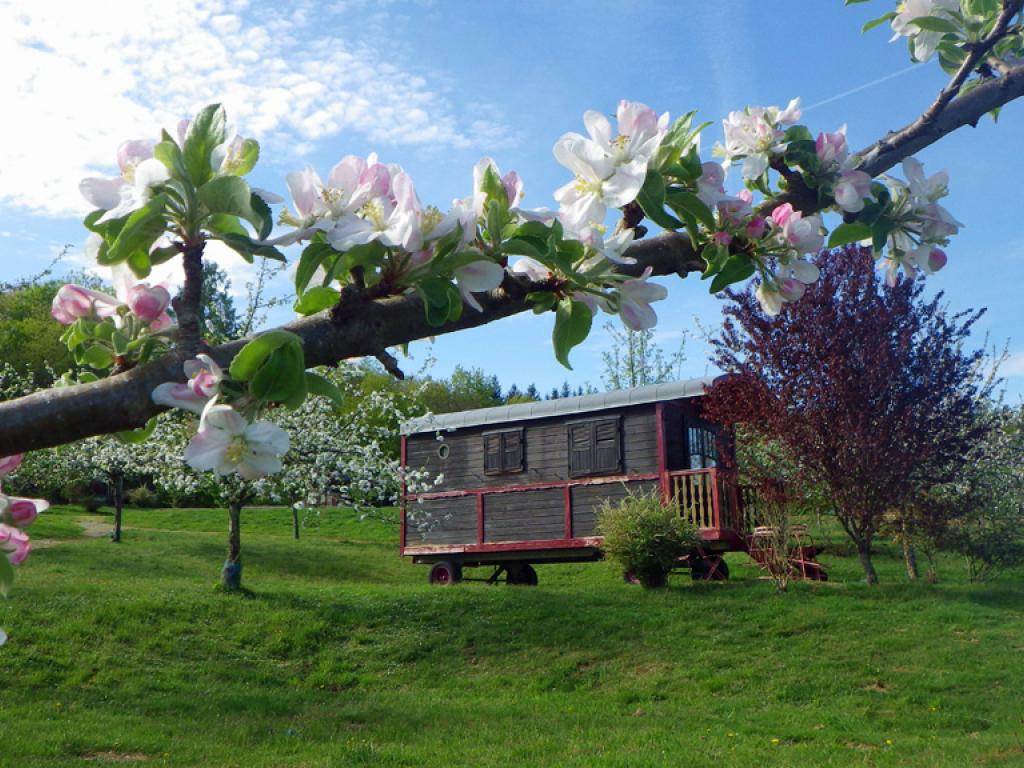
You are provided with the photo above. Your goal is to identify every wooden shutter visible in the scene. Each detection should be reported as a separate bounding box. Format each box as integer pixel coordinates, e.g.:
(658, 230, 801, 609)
(568, 422, 593, 477)
(483, 433, 502, 474)
(502, 429, 523, 472)
(483, 429, 524, 474)
(593, 418, 621, 474)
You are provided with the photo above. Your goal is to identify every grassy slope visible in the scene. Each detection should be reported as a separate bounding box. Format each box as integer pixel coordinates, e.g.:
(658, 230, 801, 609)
(1, 505, 1021, 768)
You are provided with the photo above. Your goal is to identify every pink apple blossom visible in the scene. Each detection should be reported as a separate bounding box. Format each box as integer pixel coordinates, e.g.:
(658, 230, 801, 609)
(815, 127, 848, 166)
(152, 354, 223, 414)
(50, 284, 121, 325)
(0, 524, 30, 566)
(771, 203, 824, 254)
(834, 170, 873, 213)
(616, 267, 668, 331)
(1, 497, 46, 528)
(126, 283, 171, 326)
(0, 455, 22, 479)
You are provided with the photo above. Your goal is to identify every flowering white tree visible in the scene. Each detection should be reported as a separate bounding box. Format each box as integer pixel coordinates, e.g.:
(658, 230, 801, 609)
(0, 1, 1023, 588)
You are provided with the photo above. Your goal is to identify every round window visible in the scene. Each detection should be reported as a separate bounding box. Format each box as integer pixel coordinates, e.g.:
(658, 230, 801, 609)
(438, 444, 450, 459)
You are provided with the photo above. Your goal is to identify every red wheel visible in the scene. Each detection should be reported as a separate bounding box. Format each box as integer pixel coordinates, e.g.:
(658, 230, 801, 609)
(428, 561, 462, 585)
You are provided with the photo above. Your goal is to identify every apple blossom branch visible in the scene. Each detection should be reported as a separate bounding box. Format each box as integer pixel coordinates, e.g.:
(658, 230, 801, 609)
(1, 61, 1023, 456)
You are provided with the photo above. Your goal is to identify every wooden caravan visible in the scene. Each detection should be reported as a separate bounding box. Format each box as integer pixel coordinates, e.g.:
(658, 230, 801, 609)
(400, 378, 764, 585)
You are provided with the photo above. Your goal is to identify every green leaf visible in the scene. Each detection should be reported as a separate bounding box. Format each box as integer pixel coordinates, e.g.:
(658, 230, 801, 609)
(218, 233, 286, 263)
(415, 278, 463, 326)
(230, 330, 303, 381)
(250, 192, 273, 240)
(862, 11, 897, 32)
(293, 285, 340, 315)
(111, 330, 130, 355)
(104, 194, 169, 266)
(665, 189, 716, 232)
(206, 213, 248, 239)
(827, 221, 873, 248)
(295, 242, 334, 295)
(909, 15, 960, 34)
(338, 240, 386, 278)
(552, 298, 593, 370)
(709, 254, 756, 293)
(250, 341, 306, 403)
(81, 345, 114, 370)
(199, 176, 254, 222)
(305, 371, 344, 407)
(481, 165, 508, 208)
(116, 416, 159, 445)
(502, 236, 545, 259)
(527, 291, 556, 313)
(182, 103, 227, 187)
(636, 170, 683, 231)
(150, 245, 179, 265)
(154, 139, 190, 181)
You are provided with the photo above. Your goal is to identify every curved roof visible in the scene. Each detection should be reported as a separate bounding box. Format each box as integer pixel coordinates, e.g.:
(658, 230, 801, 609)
(401, 376, 715, 435)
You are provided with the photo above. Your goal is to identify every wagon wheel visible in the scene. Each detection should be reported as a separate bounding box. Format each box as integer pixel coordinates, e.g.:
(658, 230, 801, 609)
(506, 563, 538, 586)
(428, 561, 462, 586)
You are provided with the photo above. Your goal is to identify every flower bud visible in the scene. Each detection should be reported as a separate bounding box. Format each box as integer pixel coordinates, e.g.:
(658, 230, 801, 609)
(927, 247, 947, 273)
(3, 499, 40, 528)
(127, 284, 171, 324)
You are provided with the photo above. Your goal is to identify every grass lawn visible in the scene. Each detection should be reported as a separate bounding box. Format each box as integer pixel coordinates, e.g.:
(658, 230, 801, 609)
(1, 504, 1021, 767)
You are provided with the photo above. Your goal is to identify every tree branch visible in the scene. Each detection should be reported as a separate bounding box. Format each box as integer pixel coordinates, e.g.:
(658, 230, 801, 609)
(2, 62, 1024, 454)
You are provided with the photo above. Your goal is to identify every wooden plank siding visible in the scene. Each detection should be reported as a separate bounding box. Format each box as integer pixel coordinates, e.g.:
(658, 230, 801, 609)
(405, 405, 661, 494)
(571, 479, 659, 537)
(403, 405, 666, 550)
(484, 488, 564, 542)
(407, 496, 476, 546)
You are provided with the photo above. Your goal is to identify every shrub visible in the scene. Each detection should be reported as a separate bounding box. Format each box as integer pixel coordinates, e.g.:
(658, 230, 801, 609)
(126, 486, 159, 508)
(597, 489, 698, 588)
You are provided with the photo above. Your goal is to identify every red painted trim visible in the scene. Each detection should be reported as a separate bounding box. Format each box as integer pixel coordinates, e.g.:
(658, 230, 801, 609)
(655, 402, 669, 502)
(405, 472, 660, 502)
(403, 536, 604, 557)
(399, 435, 408, 549)
(710, 467, 722, 529)
(476, 493, 485, 545)
(563, 485, 573, 538)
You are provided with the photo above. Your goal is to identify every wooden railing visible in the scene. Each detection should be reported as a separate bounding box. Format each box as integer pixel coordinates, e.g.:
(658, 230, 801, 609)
(667, 469, 751, 532)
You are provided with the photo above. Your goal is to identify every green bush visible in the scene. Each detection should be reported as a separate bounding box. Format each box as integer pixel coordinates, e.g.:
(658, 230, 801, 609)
(126, 486, 159, 508)
(597, 489, 698, 588)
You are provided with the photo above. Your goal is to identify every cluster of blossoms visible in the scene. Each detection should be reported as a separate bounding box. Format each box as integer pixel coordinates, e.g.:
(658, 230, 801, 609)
(51, 264, 172, 332)
(879, 157, 959, 286)
(0, 454, 47, 582)
(153, 355, 290, 481)
(279, 101, 672, 333)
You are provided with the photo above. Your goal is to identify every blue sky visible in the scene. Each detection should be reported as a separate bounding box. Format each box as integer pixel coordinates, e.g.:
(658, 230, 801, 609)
(1, 0, 1021, 399)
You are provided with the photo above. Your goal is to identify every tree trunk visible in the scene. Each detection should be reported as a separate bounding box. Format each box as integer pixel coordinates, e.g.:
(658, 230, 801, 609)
(292, 505, 300, 540)
(111, 472, 124, 544)
(902, 538, 919, 581)
(222, 501, 243, 591)
(857, 539, 879, 584)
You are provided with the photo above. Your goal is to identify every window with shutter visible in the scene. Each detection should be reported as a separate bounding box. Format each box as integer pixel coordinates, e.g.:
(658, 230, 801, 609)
(482, 429, 525, 474)
(568, 422, 592, 476)
(568, 417, 621, 477)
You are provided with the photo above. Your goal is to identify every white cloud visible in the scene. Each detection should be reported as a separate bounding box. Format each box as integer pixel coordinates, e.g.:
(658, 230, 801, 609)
(0, 0, 515, 217)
